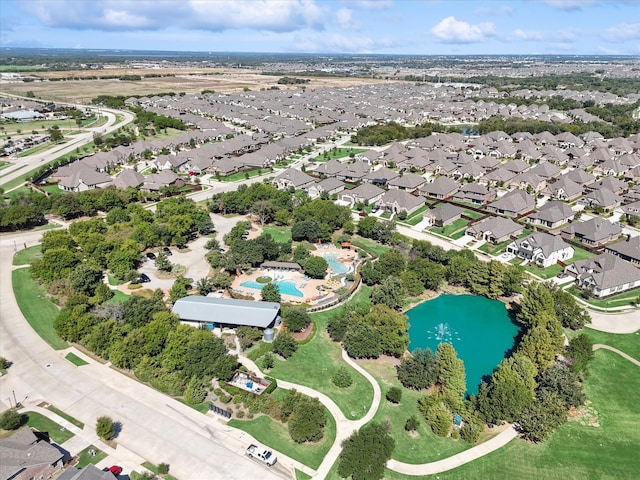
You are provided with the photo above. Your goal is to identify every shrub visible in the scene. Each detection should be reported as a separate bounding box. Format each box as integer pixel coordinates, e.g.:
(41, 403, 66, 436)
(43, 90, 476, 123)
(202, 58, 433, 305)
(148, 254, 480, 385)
(236, 410, 246, 418)
(96, 415, 115, 440)
(127, 283, 143, 290)
(0, 409, 26, 430)
(460, 419, 483, 444)
(272, 330, 298, 359)
(262, 352, 275, 370)
(386, 387, 402, 404)
(404, 415, 419, 432)
(237, 326, 263, 350)
(158, 463, 169, 475)
(397, 210, 408, 221)
(332, 366, 353, 388)
(0, 357, 8, 369)
(183, 376, 207, 404)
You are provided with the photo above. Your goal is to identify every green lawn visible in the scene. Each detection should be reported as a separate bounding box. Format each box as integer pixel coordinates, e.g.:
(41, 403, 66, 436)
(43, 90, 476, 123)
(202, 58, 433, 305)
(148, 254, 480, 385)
(175, 398, 210, 414)
(65, 352, 89, 366)
(13, 245, 42, 266)
(295, 469, 313, 480)
(12, 268, 67, 350)
(46, 405, 84, 429)
(105, 290, 130, 304)
(320, 147, 366, 160)
(142, 462, 179, 480)
(430, 218, 469, 238)
(17, 142, 57, 158)
(76, 445, 107, 468)
(247, 340, 274, 361)
(268, 286, 374, 420)
(228, 408, 336, 470)
(27, 412, 74, 444)
(261, 225, 292, 243)
(577, 328, 640, 361)
(404, 205, 430, 226)
(463, 209, 485, 220)
(567, 287, 640, 309)
(337, 348, 640, 480)
(350, 236, 391, 258)
(361, 361, 471, 464)
(40, 184, 64, 195)
(219, 169, 269, 182)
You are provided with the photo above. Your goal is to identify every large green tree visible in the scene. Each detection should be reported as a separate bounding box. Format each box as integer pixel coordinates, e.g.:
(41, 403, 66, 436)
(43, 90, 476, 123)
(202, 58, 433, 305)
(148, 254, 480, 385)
(337, 422, 395, 480)
(436, 343, 466, 408)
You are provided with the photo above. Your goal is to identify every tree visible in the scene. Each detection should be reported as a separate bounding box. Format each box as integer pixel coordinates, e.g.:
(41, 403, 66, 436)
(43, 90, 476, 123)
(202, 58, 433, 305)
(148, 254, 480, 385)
(169, 276, 190, 303)
(155, 251, 172, 272)
(502, 265, 525, 296)
(282, 307, 311, 332)
(405, 416, 419, 432)
(0, 409, 26, 430)
(250, 200, 275, 226)
(337, 422, 395, 480)
(517, 283, 556, 328)
(261, 282, 281, 303)
(69, 260, 104, 296)
(332, 366, 353, 388)
(0, 356, 8, 369)
(183, 376, 207, 404)
(288, 396, 326, 443)
(549, 285, 591, 329)
(537, 363, 585, 409)
(344, 322, 382, 359)
(566, 333, 594, 375)
(397, 348, 437, 390)
(460, 417, 484, 444)
(386, 386, 402, 404)
(96, 416, 115, 440)
(272, 330, 297, 358)
(196, 277, 214, 296)
(518, 390, 567, 442)
(364, 304, 409, 357)
(262, 352, 275, 370)
(436, 343, 466, 408)
(518, 326, 560, 372)
(371, 275, 406, 310)
(49, 125, 64, 143)
(327, 315, 349, 342)
(303, 255, 328, 279)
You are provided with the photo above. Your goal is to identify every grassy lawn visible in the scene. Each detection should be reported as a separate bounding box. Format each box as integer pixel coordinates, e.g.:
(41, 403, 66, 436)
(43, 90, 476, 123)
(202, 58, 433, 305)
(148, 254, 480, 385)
(350, 236, 391, 258)
(320, 147, 366, 160)
(142, 462, 179, 480)
(247, 340, 274, 361)
(13, 245, 42, 266)
(261, 225, 292, 243)
(404, 205, 430, 226)
(329, 348, 640, 480)
(296, 470, 313, 480)
(268, 286, 374, 420)
(175, 398, 210, 414)
(65, 352, 89, 366)
(567, 287, 640, 309)
(570, 246, 596, 263)
(463, 209, 485, 220)
(46, 405, 84, 429)
(219, 168, 269, 182)
(429, 218, 469, 238)
(40, 184, 64, 195)
(228, 408, 336, 470)
(0, 160, 12, 170)
(17, 142, 57, 158)
(75, 445, 107, 468)
(582, 328, 640, 360)
(12, 268, 67, 350)
(105, 290, 130, 304)
(360, 361, 471, 464)
(524, 263, 563, 280)
(27, 412, 74, 444)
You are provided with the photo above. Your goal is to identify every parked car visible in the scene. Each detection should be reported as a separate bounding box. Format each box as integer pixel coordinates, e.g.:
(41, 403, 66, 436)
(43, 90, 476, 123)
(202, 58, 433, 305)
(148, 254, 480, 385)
(246, 444, 277, 466)
(162, 247, 172, 256)
(146, 252, 156, 260)
(358, 211, 368, 217)
(107, 465, 122, 476)
(139, 273, 151, 283)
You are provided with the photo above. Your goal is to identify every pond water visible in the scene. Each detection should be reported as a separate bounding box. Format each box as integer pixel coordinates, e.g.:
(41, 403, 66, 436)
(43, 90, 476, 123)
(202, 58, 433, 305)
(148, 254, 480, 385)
(407, 294, 520, 396)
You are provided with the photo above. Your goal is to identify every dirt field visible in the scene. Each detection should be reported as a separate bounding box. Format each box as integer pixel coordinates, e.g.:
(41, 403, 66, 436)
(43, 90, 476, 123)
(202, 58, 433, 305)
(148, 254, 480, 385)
(0, 67, 389, 103)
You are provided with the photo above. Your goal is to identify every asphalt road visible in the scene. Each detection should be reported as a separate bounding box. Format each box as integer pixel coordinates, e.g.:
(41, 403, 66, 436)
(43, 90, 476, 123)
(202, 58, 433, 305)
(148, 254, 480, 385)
(0, 229, 282, 480)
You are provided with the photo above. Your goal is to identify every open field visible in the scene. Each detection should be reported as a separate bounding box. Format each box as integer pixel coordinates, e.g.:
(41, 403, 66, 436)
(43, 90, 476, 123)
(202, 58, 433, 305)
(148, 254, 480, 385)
(1, 68, 387, 103)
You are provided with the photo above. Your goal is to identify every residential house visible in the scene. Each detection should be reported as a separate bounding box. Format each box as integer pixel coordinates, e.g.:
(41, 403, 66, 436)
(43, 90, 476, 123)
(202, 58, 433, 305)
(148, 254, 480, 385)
(565, 253, 640, 298)
(58, 167, 112, 192)
(453, 183, 496, 205)
(363, 167, 399, 187)
(466, 216, 524, 243)
(357, 149, 383, 165)
(310, 159, 345, 177)
(506, 232, 574, 268)
(420, 176, 460, 199)
(561, 217, 622, 246)
(544, 177, 584, 202)
(112, 168, 145, 189)
(0, 427, 65, 480)
(339, 183, 385, 206)
(486, 189, 535, 217)
(621, 201, 640, 222)
(377, 189, 425, 216)
(578, 188, 623, 211)
(589, 177, 627, 195)
(565, 169, 596, 187)
(336, 161, 370, 183)
(56, 464, 119, 480)
(141, 170, 185, 191)
(604, 236, 640, 266)
(387, 172, 426, 193)
(423, 203, 464, 227)
(527, 201, 574, 229)
(274, 167, 315, 190)
(306, 177, 345, 199)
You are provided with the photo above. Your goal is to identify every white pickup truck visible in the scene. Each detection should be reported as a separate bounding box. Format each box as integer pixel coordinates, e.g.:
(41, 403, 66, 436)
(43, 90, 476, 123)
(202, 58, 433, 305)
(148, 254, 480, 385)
(246, 444, 277, 466)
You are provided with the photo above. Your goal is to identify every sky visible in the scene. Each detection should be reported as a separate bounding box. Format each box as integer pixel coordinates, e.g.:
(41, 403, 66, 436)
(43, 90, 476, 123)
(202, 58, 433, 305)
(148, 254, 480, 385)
(1, 0, 639, 55)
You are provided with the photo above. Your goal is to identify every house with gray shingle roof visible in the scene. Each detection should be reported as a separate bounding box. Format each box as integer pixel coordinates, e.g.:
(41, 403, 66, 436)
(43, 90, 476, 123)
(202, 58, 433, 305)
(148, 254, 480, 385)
(387, 172, 426, 193)
(309, 159, 345, 177)
(565, 253, 640, 298)
(578, 188, 623, 211)
(336, 160, 370, 183)
(274, 167, 314, 190)
(363, 167, 399, 186)
(377, 189, 425, 216)
(605, 236, 640, 266)
(0, 427, 65, 480)
(486, 189, 535, 217)
(527, 201, 574, 229)
(339, 183, 385, 206)
(112, 168, 145, 189)
(141, 170, 185, 191)
(506, 231, 574, 268)
(58, 167, 112, 192)
(466, 216, 523, 243)
(423, 203, 464, 227)
(56, 464, 118, 480)
(453, 183, 496, 205)
(307, 177, 345, 199)
(420, 176, 460, 199)
(561, 217, 622, 246)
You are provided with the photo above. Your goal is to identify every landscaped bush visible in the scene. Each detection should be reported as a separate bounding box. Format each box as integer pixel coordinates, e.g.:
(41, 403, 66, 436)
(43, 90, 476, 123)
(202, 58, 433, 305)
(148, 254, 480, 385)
(386, 387, 402, 404)
(0, 409, 26, 430)
(262, 352, 275, 370)
(183, 376, 207, 404)
(272, 330, 298, 359)
(332, 366, 354, 388)
(0, 356, 8, 369)
(237, 326, 263, 350)
(96, 416, 115, 440)
(405, 415, 419, 432)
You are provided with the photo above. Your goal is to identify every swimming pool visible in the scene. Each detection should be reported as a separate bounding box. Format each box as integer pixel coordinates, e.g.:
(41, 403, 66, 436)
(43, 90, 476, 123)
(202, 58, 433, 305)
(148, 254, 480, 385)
(240, 279, 304, 297)
(322, 253, 349, 275)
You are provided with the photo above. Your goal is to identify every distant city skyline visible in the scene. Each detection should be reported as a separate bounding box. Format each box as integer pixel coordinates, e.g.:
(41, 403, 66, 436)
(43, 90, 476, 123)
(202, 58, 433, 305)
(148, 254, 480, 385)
(1, 0, 639, 56)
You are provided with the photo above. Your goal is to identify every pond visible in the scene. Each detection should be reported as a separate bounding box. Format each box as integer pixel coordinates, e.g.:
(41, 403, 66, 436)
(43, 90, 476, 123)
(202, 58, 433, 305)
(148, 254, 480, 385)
(406, 294, 520, 395)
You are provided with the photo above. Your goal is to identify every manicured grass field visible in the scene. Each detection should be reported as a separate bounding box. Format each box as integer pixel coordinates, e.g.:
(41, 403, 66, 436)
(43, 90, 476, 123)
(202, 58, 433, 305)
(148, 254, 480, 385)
(328, 347, 640, 480)
(268, 286, 374, 420)
(46, 405, 84, 429)
(12, 268, 67, 350)
(567, 287, 640, 309)
(175, 398, 210, 414)
(430, 217, 469, 238)
(12, 244, 42, 266)
(75, 445, 107, 468)
(576, 328, 640, 361)
(261, 225, 292, 243)
(228, 408, 336, 470)
(361, 361, 471, 464)
(350, 236, 391, 258)
(65, 352, 89, 366)
(295, 469, 312, 480)
(27, 412, 74, 444)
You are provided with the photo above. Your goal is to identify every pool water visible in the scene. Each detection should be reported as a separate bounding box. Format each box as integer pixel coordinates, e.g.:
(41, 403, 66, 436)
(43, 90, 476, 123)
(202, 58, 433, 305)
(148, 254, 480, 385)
(322, 253, 349, 275)
(240, 279, 304, 297)
(406, 294, 520, 396)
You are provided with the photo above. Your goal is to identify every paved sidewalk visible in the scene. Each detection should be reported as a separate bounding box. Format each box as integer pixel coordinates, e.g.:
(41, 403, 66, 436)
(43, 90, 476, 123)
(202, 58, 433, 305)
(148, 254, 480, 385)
(593, 344, 640, 366)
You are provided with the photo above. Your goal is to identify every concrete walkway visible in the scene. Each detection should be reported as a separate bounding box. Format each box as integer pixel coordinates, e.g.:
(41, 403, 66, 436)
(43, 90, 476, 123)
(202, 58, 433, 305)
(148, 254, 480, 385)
(593, 344, 640, 366)
(588, 309, 640, 334)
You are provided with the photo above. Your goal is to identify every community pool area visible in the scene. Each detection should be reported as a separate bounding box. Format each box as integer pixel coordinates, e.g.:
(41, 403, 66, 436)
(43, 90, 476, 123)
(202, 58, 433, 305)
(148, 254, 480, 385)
(240, 279, 304, 297)
(321, 252, 349, 275)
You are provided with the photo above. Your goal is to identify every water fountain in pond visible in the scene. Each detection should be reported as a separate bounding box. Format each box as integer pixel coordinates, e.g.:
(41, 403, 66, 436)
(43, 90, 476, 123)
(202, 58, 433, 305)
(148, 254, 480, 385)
(426, 322, 461, 345)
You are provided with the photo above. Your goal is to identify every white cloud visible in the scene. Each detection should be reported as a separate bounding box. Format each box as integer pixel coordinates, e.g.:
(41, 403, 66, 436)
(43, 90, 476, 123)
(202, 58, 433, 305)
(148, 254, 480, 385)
(430, 16, 495, 44)
(335, 7, 357, 30)
(514, 29, 543, 41)
(602, 21, 640, 42)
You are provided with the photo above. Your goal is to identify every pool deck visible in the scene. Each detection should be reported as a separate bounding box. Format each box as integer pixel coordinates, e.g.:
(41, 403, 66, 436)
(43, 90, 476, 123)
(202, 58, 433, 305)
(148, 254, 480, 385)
(231, 245, 357, 304)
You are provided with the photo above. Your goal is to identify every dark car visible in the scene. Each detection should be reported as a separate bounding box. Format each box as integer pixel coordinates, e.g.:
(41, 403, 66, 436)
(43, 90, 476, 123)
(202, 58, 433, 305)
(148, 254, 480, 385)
(146, 252, 156, 260)
(162, 247, 172, 256)
(139, 273, 151, 283)
(107, 465, 122, 476)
